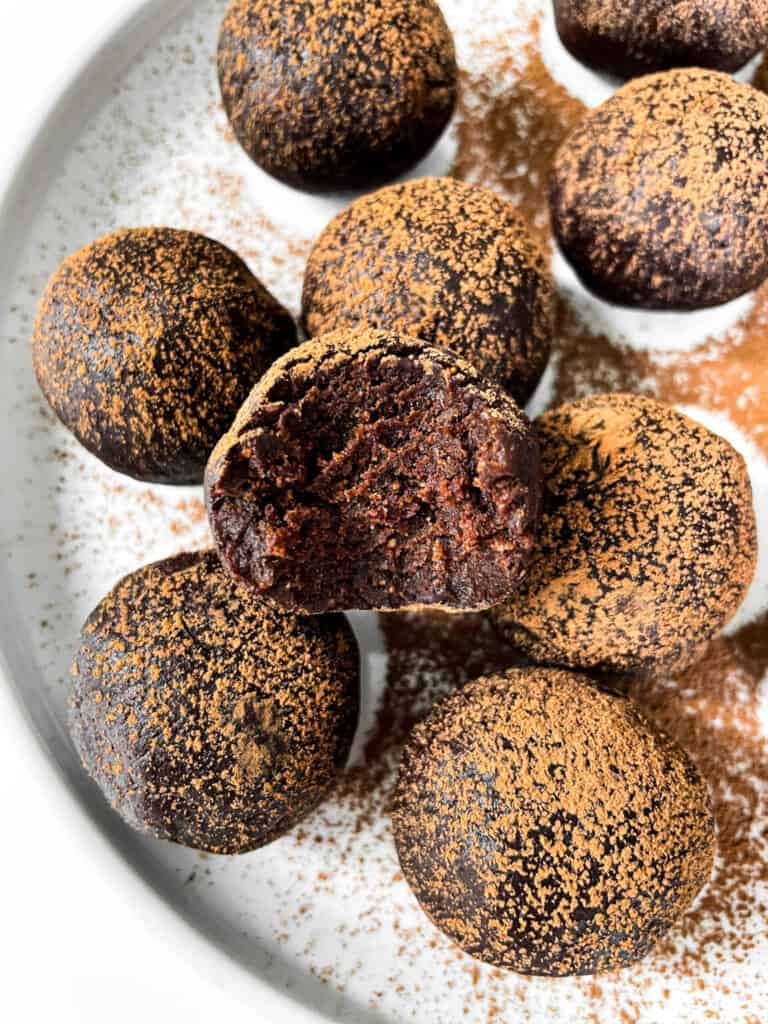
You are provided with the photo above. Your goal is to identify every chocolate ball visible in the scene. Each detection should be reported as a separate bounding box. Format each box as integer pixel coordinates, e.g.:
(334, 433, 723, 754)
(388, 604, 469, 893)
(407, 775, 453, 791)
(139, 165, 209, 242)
(32, 227, 297, 484)
(205, 328, 541, 614)
(550, 69, 768, 309)
(393, 667, 715, 975)
(217, 0, 457, 193)
(303, 177, 554, 405)
(69, 551, 359, 854)
(554, 0, 768, 78)
(494, 394, 757, 675)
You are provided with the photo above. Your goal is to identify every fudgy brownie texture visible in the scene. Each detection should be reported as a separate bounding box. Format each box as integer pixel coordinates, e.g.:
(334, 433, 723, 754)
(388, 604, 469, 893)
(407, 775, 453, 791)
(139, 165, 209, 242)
(217, 0, 457, 193)
(69, 551, 359, 854)
(392, 667, 715, 976)
(554, 0, 768, 78)
(494, 394, 756, 675)
(32, 227, 296, 484)
(302, 177, 553, 406)
(550, 69, 768, 309)
(205, 328, 541, 614)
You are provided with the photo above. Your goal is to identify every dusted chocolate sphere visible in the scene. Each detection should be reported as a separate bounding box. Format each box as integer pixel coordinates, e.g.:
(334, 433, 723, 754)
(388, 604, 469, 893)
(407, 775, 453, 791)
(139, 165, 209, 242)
(303, 177, 554, 406)
(494, 394, 756, 675)
(550, 69, 768, 309)
(205, 328, 541, 614)
(217, 0, 457, 193)
(554, 0, 768, 78)
(393, 667, 715, 976)
(69, 551, 359, 854)
(32, 227, 297, 484)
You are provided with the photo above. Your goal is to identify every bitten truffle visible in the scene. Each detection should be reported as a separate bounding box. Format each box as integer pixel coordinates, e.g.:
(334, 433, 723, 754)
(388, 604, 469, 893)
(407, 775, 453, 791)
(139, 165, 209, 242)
(393, 667, 716, 976)
(32, 227, 297, 484)
(69, 551, 359, 854)
(303, 177, 554, 406)
(217, 0, 457, 193)
(554, 0, 768, 78)
(550, 69, 768, 309)
(205, 328, 541, 614)
(494, 394, 757, 675)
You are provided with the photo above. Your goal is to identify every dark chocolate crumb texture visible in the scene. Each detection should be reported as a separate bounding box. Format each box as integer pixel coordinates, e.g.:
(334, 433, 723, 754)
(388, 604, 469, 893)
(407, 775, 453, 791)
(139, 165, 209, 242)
(303, 177, 553, 406)
(393, 667, 716, 976)
(554, 0, 768, 78)
(550, 68, 768, 310)
(494, 393, 756, 675)
(69, 551, 359, 855)
(32, 227, 297, 484)
(217, 0, 457, 192)
(205, 328, 541, 614)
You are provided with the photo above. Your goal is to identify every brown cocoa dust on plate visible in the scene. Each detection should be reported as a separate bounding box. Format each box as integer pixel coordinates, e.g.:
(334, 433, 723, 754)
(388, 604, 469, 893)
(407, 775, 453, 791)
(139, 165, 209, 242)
(452, 21, 768, 458)
(202, 9, 768, 1016)
(329, 605, 768, 1016)
(328, 14, 768, 1019)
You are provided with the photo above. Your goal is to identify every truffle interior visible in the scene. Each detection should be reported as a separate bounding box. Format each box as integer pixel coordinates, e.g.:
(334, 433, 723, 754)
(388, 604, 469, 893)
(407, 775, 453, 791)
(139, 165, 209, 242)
(209, 348, 536, 611)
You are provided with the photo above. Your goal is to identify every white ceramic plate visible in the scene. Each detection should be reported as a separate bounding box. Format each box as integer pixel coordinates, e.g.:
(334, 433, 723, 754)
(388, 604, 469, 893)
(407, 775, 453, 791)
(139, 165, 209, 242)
(0, 1, 766, 1021)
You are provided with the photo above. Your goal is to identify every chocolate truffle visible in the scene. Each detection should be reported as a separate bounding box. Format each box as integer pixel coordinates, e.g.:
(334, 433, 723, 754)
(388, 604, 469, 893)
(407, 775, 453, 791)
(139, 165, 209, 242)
(393, 667, 715, 976)
(217, 0, 457, 193)
(554, 0, 768, 78)
(32, 227, 297, 484)
(69, 551, 359, 854)
(550, 69, 768, 309)
(393, 663, 720, 974)
(303, 177, 554, 406)
(205, 328, 541, 614)
(494, 394, 756, 675)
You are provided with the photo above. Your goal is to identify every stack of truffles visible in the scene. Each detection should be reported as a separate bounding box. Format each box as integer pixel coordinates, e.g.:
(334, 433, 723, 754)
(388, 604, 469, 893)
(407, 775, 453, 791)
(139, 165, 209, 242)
(32, 0, 764, 979)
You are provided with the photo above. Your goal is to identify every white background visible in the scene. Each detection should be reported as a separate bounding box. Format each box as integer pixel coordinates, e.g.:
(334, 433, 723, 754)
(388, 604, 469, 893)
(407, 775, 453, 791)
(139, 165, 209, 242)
(0, 1, 280, 1020)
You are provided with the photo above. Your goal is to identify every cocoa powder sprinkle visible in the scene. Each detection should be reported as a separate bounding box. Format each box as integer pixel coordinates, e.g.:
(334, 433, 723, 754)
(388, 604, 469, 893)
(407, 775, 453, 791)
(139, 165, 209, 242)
(68, 550, 359, 854)
(550, 68, 768, 309)
(302, 176, 553, 405)
(217, 0, 457, 191)
(392, 666, 715, 976)
(32, 227, 297, 484)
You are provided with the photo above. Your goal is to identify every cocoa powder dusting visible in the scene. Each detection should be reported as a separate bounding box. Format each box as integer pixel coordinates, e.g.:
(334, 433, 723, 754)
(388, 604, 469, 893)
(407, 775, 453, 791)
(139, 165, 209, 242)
(217, 0, 457, 192)
(302, 176, 553, 406)
(325, 14, 768, 1010)
(69, 550, 359, 854)
(55, 8, 767, 1017)
(494, 393, 757, 676)
(392, 667, 715, 975)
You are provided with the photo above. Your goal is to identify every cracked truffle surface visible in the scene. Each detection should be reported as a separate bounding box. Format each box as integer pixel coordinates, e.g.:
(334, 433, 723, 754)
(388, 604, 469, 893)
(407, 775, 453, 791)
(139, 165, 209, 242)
(393, 667, 715, 976)
(494, 394, 756, 675)
(554, 0, 768, 78)
(205, 328, 541, 613)
(303, 177, 553, 406)
(32, 227, 297, 484)
(550, 69, 768, 309)
(217, 0, 457, 193)
(69, 551, 359, 854)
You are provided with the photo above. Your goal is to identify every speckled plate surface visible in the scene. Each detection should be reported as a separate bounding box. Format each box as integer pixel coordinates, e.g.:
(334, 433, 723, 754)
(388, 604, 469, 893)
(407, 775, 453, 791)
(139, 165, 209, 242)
(1, 1, 767, 1021)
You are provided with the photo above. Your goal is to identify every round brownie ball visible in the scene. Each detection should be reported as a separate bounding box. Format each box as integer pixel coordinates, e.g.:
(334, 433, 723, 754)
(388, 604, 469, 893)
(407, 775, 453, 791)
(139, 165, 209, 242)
(69, 551, 359, 854)
(32, 227, 297, 484)
(217, 0, 457, 193)
(554, 0, 768, 78)
(550, 69, 768, 309)
(494, 394, 756, 675)
(205, 328, 541, 614)
(303, 177, 554, 406)
(393, 667, 715, 975)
